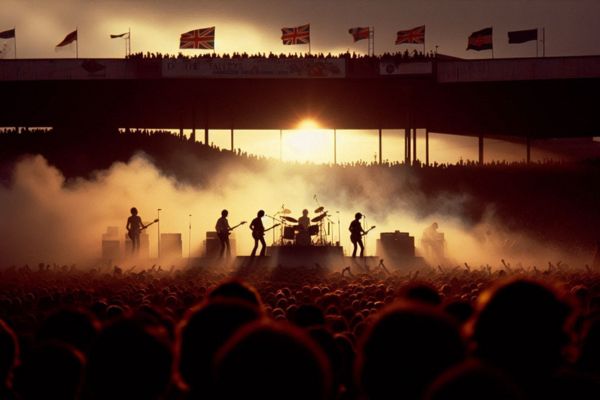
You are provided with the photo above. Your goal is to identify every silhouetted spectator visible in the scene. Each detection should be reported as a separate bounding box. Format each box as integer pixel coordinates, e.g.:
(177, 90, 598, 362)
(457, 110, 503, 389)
(214, 320, 332, 400)
(356, 302, 465, 400)
(208, 279, 262, 307)
(36, 308, 99, 354)
(82, 318, 173, 400)
(177, 299, 262, 398)
(14, 342, 84, 400)
(471, 278, 572, 398)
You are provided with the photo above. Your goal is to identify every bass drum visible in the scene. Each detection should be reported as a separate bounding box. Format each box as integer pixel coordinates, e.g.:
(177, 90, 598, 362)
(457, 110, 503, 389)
(283, 226, 296, 240)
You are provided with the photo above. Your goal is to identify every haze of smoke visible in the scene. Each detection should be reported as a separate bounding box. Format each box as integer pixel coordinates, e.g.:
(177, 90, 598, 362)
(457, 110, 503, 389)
(0, 153, 584, 269)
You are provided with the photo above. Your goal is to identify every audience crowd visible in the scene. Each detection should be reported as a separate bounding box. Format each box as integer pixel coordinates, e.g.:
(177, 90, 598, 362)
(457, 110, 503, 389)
(1, 262, 600, 399)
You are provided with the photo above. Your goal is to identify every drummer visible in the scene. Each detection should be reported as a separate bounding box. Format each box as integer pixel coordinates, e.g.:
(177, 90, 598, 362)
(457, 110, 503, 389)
(298, 209, 310, 232)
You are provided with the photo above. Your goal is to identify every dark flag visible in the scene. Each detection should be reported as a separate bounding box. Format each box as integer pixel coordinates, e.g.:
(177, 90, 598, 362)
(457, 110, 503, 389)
(395, 25, 425, 45)
(508, 29, 537, 44)
(349, 27, 370, 42)
(281, 24, 310, 45)
(467, 27, 493, 51)
(56, 30, 77, 47)
(110, 32, 129, 39)
(180, 27, 215, 49)
(0, 28, 15, 39)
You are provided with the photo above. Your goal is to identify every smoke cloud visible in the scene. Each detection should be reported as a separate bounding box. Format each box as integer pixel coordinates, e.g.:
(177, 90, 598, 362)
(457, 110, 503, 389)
(0, 153, 586, 269)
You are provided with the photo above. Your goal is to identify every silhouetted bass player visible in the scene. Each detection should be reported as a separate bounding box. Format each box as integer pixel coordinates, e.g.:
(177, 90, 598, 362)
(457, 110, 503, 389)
(250, 210, 266, 257)
(216, 209, 232, 258)
(349, 212, 366, 258)
(126, 207, 157, 254)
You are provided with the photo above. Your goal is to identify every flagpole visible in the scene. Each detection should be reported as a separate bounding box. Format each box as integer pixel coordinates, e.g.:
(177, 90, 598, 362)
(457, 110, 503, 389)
(491, 26, 494, 59)
(372, 27, 375, 56)
(542, 27, 545, 57)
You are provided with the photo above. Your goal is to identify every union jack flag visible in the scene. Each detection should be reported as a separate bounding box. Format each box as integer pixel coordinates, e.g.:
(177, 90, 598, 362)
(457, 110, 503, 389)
(395, 25, 425, 45)
(281, 24, 310, 45)
(180, 27, 215, 50)
(349, 27, 370, 42)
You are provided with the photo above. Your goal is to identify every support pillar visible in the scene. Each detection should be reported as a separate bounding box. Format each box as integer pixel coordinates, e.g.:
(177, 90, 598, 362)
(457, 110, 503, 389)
(230, 128, 234, 152)
(333, 129, 337, 165)
(425, 129, 430, 166)
(204, 128, 209, 146)
(412, 128, 417, 163)
(404, 128, 411, 164)
(478, 135, 484, 165)
(526, 137, 531, 164)
(378, 128, 382, 164)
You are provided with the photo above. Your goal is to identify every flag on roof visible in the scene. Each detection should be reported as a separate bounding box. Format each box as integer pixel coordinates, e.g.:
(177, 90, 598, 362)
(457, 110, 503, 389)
(281, 24, 310, 45)
(56, 30, 77, 47)
(180, 27, 215, 50)
(395, 25, 425, 45)
(349, 27, 370, 42)
(467, 27, 493, 51)
(110, 32, 130, 39)
(0, 28, 15, 39)
(508, 28, 537, 44)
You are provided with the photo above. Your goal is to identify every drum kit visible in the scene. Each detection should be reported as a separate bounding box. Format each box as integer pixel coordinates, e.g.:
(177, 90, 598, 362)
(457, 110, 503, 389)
(273, 203, 335, 246)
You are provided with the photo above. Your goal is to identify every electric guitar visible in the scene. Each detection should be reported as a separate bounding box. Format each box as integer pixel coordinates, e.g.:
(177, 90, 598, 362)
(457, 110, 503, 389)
(351, 225, 376, 242)
(218, 221, 247, 238)
(127, 219, 159, 240)
(362, 226, 376, 236)
(252, 223, 281, 239)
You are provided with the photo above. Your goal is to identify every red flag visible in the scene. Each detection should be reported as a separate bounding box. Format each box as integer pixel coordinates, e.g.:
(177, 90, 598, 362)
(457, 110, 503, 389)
(349, 27, 370, 42)
(180, 27, 215, 50)
(281, 24, 310, 45)
(508, 29, 537, 44)
(395, 25, 425, 45)
(56, 30, 77, 47)
(467, 27, 493, 51)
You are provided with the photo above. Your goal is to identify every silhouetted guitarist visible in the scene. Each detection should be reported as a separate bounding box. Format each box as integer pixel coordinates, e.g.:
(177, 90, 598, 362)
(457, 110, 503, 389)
(349, 212, 365, 258)
(216, 209, 232, 258)
(126, 207, 146, 254)
(250, 210, 266, 257)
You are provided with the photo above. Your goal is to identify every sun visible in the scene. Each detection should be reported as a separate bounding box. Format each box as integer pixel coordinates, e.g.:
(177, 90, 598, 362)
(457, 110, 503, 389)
(281, 119, 332, 163)
(297, 118, 320, 130)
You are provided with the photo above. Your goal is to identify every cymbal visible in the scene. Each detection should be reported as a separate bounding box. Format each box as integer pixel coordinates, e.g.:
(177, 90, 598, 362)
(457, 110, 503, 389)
(314, 206, 325, 213)
(282, 209, 292, 214)
(311, 213, 328, 222)
(282, 216, 298, 223)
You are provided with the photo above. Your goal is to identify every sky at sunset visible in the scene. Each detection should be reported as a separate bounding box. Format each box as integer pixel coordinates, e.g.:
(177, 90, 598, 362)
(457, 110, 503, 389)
(2, 0, 600, 59)
(2, 0, 598, 163)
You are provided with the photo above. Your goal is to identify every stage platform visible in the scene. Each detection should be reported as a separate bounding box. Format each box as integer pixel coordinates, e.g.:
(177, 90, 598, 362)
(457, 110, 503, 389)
(231, 245, 344, 268)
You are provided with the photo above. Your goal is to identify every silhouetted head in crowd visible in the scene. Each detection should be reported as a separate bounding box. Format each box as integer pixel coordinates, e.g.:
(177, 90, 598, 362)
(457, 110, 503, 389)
(356, 302, 465, 400)
(292, 304, 325, 328)
(83, 318, 172, 400)
(214, 320, 332, 400)
(0, 319, 18, 390)
(425, 360, 525, 400)
(400, 282, 441, 306)
(470, 279, 571, 380)
(177, 299, 261, 394)
(36, 308, 99, 354)
(14, 343, 84, 400)
(208, 279, 262, 307)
